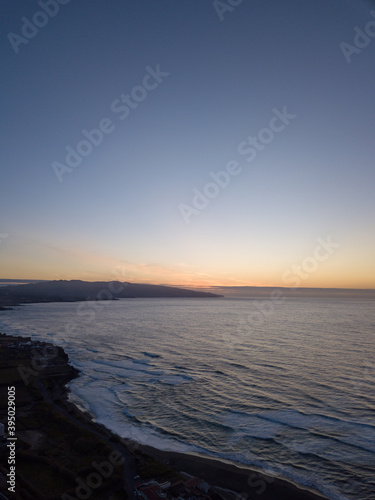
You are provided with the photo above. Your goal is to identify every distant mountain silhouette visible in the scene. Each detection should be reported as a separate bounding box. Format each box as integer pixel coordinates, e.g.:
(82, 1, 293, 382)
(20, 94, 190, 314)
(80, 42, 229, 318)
(0, 280, 222, 307)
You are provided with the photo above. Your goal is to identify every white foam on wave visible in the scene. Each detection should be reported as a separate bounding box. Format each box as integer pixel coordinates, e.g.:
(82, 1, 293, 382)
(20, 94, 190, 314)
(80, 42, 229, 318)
(72, 358, 160, 381)
(159, 374, 193, 385)
(338, 432, 375, 455)
(68, 378, 350, 500)
(132, 358, 151, 365)
(70, 379, 125, 415)
(261, 409, 375, 454)
(71, 390, 202, 454)
(92, 358, 152, 371)
(263, 409, 375, 432)
(220, 411, 285, 440)
(72, 357, 192, 389)
(221, 408, 375, 470)
(278, 431, 375, 465)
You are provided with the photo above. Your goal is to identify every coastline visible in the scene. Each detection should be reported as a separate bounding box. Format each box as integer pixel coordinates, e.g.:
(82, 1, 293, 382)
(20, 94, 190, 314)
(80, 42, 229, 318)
(0, 333, 328, 500)
(135, 444, 329, 500)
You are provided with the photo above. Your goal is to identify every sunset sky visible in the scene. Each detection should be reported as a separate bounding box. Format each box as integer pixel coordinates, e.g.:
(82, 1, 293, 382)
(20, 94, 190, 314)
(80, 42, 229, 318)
(1, 0, 375, 289)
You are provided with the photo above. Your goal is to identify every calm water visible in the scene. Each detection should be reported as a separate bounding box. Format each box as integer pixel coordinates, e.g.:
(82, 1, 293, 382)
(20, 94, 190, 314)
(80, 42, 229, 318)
(1, 297, 374, 500)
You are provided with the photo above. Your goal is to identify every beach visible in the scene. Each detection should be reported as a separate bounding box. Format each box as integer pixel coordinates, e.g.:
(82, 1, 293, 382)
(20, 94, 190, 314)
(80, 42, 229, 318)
(0, 333, 328, 500)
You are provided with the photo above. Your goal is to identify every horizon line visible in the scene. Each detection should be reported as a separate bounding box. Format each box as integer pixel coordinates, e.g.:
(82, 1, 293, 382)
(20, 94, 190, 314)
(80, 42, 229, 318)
(0, 279, 374, 291)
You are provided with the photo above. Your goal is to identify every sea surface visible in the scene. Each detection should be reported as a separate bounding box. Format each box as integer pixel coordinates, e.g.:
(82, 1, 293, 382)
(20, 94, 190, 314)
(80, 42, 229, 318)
(1, 297, 374, 500)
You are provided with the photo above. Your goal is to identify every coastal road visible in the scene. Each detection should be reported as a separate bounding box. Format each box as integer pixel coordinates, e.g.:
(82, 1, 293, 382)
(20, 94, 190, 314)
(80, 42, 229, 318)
(35, 375, 137, 499)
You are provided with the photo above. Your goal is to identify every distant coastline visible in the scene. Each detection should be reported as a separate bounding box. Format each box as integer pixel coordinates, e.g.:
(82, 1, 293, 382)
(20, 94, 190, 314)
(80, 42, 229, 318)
(0, 280, 223, 309)
(0, 279, 48, 287)
(1, 279, 374, 301)
(193, 285, 375, 300)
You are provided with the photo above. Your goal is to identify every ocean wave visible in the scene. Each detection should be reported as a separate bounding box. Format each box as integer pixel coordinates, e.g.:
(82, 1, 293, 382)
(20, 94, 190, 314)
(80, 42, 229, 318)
(132, 358, 151, 365)
(259, 409, 375, 433)
(158, 374, 193, 385)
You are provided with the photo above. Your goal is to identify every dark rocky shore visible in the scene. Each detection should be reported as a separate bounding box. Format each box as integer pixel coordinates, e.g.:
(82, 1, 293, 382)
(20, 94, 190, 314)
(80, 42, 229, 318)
(0, 333, 328, 500)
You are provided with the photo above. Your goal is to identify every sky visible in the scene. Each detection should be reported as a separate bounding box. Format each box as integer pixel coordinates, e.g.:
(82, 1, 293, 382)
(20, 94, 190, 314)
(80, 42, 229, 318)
(1, 0, 375, 289)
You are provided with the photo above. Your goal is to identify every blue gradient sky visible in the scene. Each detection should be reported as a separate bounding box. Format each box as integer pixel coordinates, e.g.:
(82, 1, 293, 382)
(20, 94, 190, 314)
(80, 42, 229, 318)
(1, 0, 375, 288)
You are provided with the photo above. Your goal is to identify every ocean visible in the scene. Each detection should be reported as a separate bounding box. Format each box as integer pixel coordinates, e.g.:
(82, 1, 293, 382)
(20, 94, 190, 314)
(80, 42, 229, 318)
(0, 297, 374, 499)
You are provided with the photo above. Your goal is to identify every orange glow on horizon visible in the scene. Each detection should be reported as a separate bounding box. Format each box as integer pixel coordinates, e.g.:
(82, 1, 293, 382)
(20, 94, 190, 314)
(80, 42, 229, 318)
(1, 246, 374, 290)
(1, 272, 374, 290)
